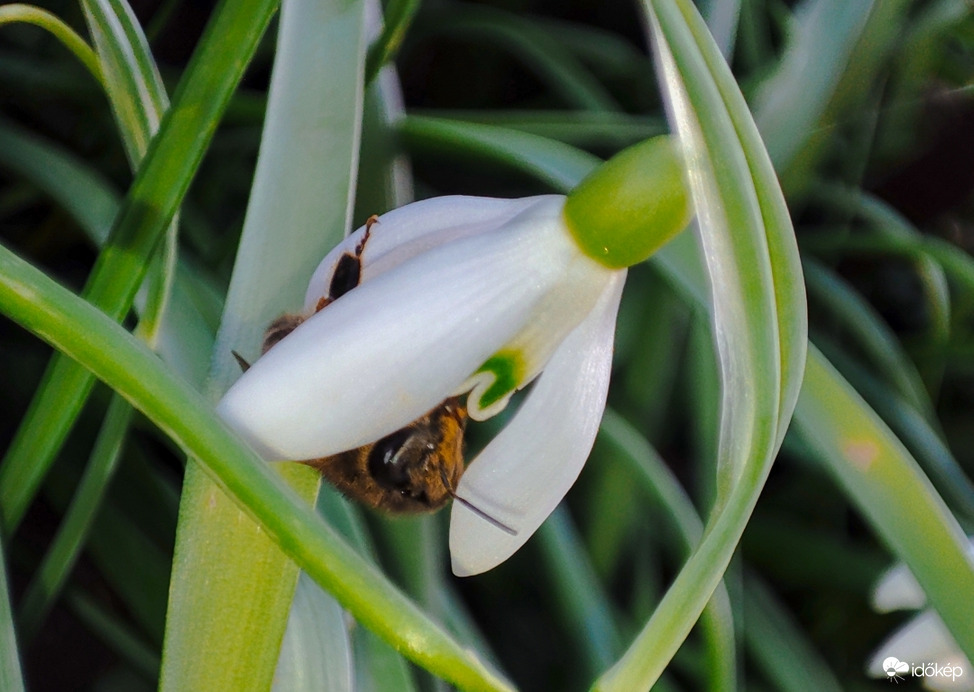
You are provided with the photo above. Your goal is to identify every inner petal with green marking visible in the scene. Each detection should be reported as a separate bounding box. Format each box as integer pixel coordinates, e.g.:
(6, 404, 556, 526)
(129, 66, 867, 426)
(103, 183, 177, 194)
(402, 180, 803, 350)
(463, 350, 525, 420)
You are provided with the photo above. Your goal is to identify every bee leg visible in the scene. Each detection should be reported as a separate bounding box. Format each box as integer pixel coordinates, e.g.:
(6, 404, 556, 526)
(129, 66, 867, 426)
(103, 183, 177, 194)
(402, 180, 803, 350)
(231, 350, 251, 372)
(315, 295, 333, 313)
(314, 214, 379, 314)
(261, 313, 306, 353)
(359, 214, 379, 254)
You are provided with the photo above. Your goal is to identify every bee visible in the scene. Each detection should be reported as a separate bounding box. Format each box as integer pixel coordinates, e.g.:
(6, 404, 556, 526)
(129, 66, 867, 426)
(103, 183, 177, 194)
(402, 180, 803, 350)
(236, 216, 514, 530)
(308, 395, 468, 513)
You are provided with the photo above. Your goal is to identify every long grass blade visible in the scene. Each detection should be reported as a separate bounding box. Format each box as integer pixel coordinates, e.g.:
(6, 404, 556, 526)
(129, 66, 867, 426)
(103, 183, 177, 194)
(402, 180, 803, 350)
(0, 540, 25, 692)
(0, 0, 278, 536)
(0, 243, 514, 692)
(593, 0, 807, 687)
(795, 348, 974, 660)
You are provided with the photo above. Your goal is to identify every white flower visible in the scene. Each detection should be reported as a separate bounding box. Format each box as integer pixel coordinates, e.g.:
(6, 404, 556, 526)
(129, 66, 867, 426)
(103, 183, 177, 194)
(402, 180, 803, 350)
(866, 541, 974, 691)
(217, 194, 626, 576)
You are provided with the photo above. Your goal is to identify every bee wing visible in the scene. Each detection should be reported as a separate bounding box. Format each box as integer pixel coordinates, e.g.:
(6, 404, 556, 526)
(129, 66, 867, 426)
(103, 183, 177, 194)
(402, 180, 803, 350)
(449, 273, 626, 576)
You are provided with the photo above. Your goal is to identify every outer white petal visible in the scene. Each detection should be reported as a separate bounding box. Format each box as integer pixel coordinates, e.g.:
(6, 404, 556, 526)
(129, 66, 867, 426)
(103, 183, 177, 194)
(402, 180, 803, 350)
(304, 195, 555, 309)
(218, 197, 580, 460)
(872, 563, 926, 613)
(449, 271, 627, 576)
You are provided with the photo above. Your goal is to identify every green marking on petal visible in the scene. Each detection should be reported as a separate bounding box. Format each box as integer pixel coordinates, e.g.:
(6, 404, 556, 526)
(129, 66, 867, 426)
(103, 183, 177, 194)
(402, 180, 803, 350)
(564, 136, 694, 268)
(475, 350, 524, 410)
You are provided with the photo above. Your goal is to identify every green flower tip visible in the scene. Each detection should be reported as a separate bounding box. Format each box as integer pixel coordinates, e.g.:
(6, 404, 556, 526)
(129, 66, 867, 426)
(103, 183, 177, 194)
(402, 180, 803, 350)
(564, 136, 693, 268)
(476, 350, 523, 410)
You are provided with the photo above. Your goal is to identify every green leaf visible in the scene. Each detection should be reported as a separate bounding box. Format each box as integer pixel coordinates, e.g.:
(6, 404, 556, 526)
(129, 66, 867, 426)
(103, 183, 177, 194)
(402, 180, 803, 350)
(0, 4, 103, 86)
(536, 508, 623, 676)
(409, 109, 665, 149)
(743, 576, 843, 692)
(419, 5, 619, 111)
(803, 259, 933, 417)
(80, 0, 168, 163)
(795, 348, 974, 661)
(594, 0, 807, 688)
(0, 118, 215, 384)
(598, 410, 736, 692)
(399, 114, 600, 192)
(752, 0, 875, 174)
(0, 538, 25, 692)
(17, 395, 133, 642)
(0, 242, 512, 692)
(0, 0, 278, 537)
(160, 0, 375, 689)
(64, 589, 160, 680)
(364, 0, 420, 85)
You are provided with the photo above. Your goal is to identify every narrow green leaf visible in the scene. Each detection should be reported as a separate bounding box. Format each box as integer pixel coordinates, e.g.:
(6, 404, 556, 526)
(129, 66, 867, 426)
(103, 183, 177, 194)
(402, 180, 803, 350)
(1, 1, 173, 631)
(536, 508, 623, 676)
(18, 395, 132, 642)
(364, 0, 420, 85)
(0, 539, 25, 692)
(594, 0, 807, 687)
(795, 347, 974, 661)
(753, 0, 875, 173)
(65, 589, 160, 680)
(0, 117, 118, 242)
(421, 5, 619, 111)
(0, 4, 103, 85)
(38, 481, 171, 644)
(399, 115, 600, 192)
(410, 109, 665, 148)
(0, 119, 214, 384)
(743, 576, 843, 692)
(80, 0, 168, 163)
(698, 0, 741, 57)
(813, 185, 952, 393)
(161, 0, 366, 689)
(0, 243, 513, 692)
(316, 491, 418, 692)
(813, 335, 974, 522)
(598, 410, 736, 692)
(355, 67, 415, 222)
(803, 259, 933, 417)
(0, 0, 278, 536)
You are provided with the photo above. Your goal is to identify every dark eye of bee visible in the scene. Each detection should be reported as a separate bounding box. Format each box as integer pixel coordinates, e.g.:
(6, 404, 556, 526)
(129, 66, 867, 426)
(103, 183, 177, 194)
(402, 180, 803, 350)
(367, 428, 420, 491)
(328, 252, 362, 301)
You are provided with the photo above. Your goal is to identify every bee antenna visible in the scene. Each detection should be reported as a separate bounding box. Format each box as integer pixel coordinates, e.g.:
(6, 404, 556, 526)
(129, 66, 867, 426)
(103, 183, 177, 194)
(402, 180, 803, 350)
(438, 466, 516, 536)
(231, 350, 251, 372)
(452, 493, 518, 536)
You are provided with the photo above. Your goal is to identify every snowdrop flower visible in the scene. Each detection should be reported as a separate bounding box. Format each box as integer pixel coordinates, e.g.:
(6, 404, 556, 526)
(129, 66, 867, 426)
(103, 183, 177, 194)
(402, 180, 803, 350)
(217, 137, 691, 576)
(866, 540, 974, 691)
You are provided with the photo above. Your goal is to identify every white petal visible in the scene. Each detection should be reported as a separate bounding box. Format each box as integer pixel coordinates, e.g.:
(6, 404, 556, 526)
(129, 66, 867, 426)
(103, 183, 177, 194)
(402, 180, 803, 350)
(449, 271, 626, 576)
(872, 564, 926, 612)
(218, 197, 581, 460)
(303, 195, 557, 310)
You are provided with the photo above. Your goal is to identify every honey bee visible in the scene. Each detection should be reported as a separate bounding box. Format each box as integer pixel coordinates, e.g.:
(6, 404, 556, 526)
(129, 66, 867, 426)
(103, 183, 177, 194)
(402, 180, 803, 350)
(236, 216, 513, 531)
(308, 396, 468, 513)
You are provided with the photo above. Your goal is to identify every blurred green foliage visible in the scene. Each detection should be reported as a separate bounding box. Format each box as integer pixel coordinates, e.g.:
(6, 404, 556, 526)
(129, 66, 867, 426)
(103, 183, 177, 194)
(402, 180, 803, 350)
(2, 0, 974, 690)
